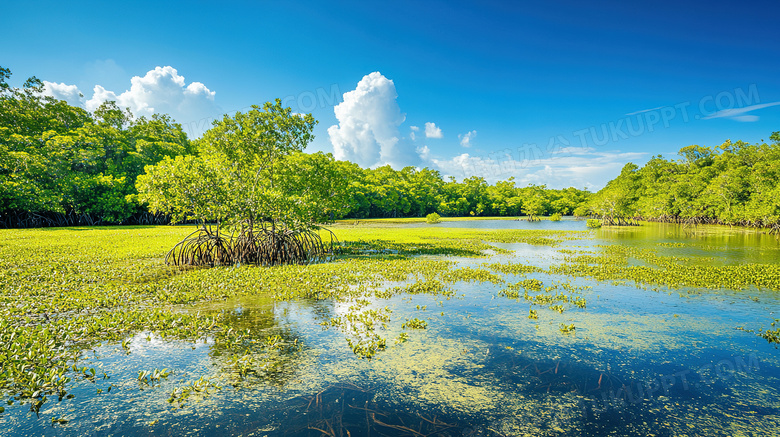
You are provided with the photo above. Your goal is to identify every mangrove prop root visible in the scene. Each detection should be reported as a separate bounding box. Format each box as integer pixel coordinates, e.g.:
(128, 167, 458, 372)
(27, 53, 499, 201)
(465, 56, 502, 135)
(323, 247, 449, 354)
(165, 225, 339, 267)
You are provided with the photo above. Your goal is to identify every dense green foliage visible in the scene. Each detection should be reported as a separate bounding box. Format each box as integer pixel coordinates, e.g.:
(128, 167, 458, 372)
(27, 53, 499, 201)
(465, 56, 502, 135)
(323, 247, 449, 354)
(0, 69, 588, 229)
(137, 100, 347, 266)
(0, 67, 592, 228)
(0, 68, 193, 227)
(336, 169, 592, 219)
(584, 134, 780, 230)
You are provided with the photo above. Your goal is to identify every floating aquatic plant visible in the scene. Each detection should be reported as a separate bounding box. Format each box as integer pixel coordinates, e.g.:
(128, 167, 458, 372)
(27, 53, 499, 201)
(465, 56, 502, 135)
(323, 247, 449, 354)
(3, 217, 775, 429)
(402, 318, 428, 329)
(559, 323, 576, 333)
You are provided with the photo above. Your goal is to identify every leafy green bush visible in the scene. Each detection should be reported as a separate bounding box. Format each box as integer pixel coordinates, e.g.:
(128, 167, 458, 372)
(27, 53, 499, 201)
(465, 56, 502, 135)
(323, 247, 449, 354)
(550, 213, 562, 221)
(573, 205, 590, 217)
(586, 219, 602, 228)
(426, 212, 442, 224)
(137, 100, 346, 266)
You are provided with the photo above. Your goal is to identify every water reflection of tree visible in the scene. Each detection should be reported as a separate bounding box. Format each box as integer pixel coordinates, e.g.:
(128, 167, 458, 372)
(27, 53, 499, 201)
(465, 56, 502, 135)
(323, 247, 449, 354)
(306, 298, 336, 324)
(208, 306, 308, 388)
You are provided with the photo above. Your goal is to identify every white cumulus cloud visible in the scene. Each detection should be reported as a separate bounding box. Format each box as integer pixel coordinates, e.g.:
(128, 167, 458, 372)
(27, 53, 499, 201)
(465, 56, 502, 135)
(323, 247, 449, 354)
(38, 66, 220, 137)
(42, 81, 84, 107)
(328, 72, 420, 168)
(459, 130, 477, 147)
(424, 122, 443, 139)
(428, 148, 645, 190)
(85, 66, 218, 129)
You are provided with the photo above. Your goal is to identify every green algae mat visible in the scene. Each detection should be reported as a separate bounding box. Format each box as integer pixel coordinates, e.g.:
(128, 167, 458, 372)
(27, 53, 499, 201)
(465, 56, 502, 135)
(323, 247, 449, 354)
(1, 219, 778, 436)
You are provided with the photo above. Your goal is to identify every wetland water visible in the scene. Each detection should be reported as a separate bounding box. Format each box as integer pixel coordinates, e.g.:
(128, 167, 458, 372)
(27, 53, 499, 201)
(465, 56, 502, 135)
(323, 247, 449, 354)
(2, 220, 779, 436)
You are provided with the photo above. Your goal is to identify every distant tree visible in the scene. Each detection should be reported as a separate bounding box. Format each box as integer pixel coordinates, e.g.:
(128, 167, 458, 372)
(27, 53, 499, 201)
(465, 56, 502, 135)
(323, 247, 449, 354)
(584, 133, 780, 230)
(0, 66, 195, 226)
(589, 163, 640, 225)
(522, 195, 545, 221)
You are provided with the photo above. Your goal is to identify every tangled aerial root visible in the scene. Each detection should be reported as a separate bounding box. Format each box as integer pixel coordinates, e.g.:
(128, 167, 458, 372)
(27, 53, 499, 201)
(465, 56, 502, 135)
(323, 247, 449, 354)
(600, 215, 640, 226)
(165, 225, 338, 267)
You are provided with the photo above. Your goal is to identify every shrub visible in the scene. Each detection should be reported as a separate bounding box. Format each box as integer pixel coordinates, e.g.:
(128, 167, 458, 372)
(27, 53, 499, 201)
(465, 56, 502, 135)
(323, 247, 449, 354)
(550, 213, 562, 221)
(573, 205, 590, 217)
(426, 212, 442, 224)
(586, 219, 602, 228)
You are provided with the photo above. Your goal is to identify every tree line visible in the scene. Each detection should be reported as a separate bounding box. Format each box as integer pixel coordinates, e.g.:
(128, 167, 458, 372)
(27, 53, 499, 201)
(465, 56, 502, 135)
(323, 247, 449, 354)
(584, 134, 780, 232)
(1, 67, 194, 227)
(0, 67, 591, 228)
(7, 65, 779, 232)
(335, 166, 591, 219)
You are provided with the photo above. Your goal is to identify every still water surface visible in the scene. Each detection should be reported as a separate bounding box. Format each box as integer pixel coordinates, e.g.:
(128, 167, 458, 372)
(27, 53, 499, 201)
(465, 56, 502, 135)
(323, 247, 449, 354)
(4, 220, 779, 436)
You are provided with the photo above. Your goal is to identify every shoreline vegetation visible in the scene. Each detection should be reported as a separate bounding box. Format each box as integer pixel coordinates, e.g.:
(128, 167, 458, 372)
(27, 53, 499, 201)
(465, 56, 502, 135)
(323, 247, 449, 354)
(582, 133, 780, 233)
(3, 67, 780, 234)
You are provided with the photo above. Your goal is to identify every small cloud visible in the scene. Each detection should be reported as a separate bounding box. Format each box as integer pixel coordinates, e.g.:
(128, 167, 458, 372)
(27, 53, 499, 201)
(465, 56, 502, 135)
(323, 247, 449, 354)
(458, 130, 477, 147)
(624, 106, 664, 116)
(410, 126, 419, 131)
(416, 145, 431, 160)
(553, 146, 595, 155)
(424, 122, 443, 139)
(701, 102, 780, 122)
(731, 115, 759, 122)
(42, 81, 84, 107)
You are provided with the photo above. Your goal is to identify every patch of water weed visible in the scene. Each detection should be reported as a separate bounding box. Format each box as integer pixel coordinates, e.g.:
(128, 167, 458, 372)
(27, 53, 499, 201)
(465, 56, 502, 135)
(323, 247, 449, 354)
(0, 223, 581, 415)
(497, 278, 590, 327)
(5, 219, 775, 432)
(551, 242, 780, 344)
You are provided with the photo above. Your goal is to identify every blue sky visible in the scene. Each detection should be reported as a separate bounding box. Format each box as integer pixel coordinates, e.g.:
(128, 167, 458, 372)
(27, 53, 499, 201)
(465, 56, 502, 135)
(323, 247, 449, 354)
(3, 0, 779, 189)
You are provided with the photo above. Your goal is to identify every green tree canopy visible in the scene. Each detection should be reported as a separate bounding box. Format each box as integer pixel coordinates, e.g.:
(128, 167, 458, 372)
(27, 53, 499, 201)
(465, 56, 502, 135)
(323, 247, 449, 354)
(136, 100, 346, 266)
(585, 133, 780, 229)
